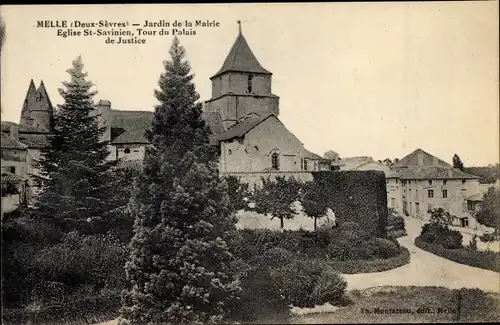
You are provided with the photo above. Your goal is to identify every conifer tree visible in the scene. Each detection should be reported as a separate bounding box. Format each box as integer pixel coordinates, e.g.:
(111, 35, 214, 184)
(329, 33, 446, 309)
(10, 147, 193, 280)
(32, 56, 119, 235)
(120, 37, 241, 324)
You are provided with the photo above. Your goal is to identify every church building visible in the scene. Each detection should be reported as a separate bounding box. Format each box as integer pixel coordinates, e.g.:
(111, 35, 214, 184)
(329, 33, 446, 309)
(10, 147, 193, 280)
(202, 24, 333, 184)
(4, 24, 333, 190)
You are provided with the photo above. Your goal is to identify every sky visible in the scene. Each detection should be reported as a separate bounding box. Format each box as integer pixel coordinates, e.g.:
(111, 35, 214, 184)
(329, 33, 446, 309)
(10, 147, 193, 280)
(1, 2, 498, 166)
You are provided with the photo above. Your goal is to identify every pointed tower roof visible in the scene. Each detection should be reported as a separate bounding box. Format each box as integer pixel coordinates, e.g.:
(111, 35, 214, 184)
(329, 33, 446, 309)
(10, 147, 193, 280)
(211, 22, 271, 79)
(20, 79, 37, 119)
(34, 80, 54, 113)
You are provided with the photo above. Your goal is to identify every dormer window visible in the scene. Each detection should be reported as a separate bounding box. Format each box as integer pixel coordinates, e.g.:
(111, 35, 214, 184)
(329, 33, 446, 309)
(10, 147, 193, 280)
(247, 74, 254, 93)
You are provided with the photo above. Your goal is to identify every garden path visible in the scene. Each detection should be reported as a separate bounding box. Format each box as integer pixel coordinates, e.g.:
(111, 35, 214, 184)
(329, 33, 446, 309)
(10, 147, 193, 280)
(343, 216, 500, 293)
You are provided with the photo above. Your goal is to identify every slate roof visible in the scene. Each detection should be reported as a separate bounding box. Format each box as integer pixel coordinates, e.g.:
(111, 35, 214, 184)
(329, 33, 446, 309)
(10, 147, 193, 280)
(392, 148, 451, 168)
(110, 110, 153, 144)
(1, 134, 28, 150)
(20, 80, 38, 120)
(387, 166, 480, 180)
(1, 121, 47, 134)
(211, 31, 272, 79)
(212, 113, 275, 142)
(18, 134, 50, 149)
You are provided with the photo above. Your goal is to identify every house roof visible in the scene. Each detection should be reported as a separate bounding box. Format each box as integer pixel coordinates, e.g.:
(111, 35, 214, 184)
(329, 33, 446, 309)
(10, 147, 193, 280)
(1, 121, 47, 134)
(354, 161, 392, 175)
(110, 110, 153, 144)
(302, 148, 331, 161)
(212, 113, 275, 143)
(339, 156, 375, 170)
(18, 134, 50, 149)
(211, 31, 272, 79)
(387, 166, 480, 180)
(392, 148, 451, 168)
(1, 172, 27, 183)
(115, 159, 143, 171)
(1, 134, 28, 150)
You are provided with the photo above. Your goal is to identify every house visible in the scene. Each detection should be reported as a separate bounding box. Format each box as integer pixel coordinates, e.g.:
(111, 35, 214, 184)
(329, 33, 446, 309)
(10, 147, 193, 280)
(1, 127, 32, 216)
(386, 148, 482, 228)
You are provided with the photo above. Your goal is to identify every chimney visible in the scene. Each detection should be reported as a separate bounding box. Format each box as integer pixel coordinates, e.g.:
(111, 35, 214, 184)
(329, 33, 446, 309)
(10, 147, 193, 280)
(9, 125, 19, 140)
(417, 153, 424, 166)
(97, 100, 112, 143)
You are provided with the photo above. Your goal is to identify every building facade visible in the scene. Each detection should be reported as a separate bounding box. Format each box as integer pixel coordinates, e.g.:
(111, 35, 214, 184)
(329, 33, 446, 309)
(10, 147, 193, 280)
(386, 149, 482, 228)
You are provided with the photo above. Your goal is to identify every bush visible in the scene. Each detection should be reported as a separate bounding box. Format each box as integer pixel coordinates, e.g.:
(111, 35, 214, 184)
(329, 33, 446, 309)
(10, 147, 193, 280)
(387, 212, 405, 232)
(312, 170, 388, 237)
(415, 236, 500, 272)
(420, 222, 463, 249)
(327, 246, 411, 274)
(2, 293, 121, 325)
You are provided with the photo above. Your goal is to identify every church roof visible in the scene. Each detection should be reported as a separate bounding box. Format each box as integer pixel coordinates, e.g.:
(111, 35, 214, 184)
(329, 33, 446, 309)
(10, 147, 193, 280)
(211, 30, 271, 79)
(212, 113, 275, 143)
(392, 148, 451, 168)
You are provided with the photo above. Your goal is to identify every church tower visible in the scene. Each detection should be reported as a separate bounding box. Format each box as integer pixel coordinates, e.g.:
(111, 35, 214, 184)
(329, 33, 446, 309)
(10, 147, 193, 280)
(204, 22, 280, 129)
(31, 80, 54, 132)
(19, 80, 54, 132)
(19, 79, 37, 127)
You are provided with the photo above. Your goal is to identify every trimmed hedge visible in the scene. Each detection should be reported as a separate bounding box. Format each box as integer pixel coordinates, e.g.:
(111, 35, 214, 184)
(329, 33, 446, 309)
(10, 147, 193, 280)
(415, 236, 500, 272)
(326, 246, 411, 274)
(2, 294, 121, 325)
(312, 171, 388, 237)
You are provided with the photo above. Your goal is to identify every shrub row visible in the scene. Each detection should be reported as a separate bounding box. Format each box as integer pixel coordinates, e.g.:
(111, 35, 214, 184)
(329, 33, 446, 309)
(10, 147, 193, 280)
(326, 246, 411, 274)
(415, 236, 500, 273)
(2, 293, 121, 325)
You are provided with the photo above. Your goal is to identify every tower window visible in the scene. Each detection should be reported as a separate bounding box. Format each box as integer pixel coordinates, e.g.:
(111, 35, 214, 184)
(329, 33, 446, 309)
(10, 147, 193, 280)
(247, 74, 254, 93)
(124, 148, 131, 154)
(271, 152, 280, 170)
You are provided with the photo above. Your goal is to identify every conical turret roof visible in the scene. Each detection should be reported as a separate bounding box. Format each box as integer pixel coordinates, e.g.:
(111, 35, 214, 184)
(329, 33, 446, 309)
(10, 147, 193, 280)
(34, 80, 54, 113)
(211, 27, 271, 79)
(20, 79, 37, 118)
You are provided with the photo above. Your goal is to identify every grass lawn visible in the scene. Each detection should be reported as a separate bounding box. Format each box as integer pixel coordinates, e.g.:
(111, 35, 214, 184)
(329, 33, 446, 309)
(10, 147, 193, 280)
(290, 286, 500, 324)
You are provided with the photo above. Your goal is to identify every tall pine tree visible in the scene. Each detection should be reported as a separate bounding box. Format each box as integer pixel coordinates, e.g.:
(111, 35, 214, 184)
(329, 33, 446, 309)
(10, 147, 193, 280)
(453, 154, 464, 171)
(120, 37, 241, 324)
(32, 56, 119, 235)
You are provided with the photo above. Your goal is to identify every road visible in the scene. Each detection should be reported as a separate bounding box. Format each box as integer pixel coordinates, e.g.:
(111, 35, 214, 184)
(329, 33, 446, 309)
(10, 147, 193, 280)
(343, 216, 500, 293)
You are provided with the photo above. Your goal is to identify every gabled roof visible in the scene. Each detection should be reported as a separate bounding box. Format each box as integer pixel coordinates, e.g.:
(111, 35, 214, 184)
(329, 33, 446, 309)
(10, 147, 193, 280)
(110, 110, 153, 144)
(211, 31, 271, 79)
(212, 113, 275, 142)
(1, 134, 28, 150)
(392, 148, 451, 168)
(387, 166, 480, 180)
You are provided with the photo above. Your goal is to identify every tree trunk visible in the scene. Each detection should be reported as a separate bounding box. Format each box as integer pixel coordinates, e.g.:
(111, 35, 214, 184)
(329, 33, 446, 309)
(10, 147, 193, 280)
(314, 217, 317, 231)
(280, 217, 284, 230)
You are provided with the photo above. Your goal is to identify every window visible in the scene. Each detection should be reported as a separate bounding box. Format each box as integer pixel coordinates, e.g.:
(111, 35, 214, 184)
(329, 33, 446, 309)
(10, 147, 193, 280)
(228, 149, 232, 155)
(396, 179, 398, 184)
(271, 152, 280, 170)
(428, 190, 434, 198)
(416, 202, 420, 215)
(428, 180, 433, 186)
(462, 179, 466, 184)
(442, 190, 448, 198)
(443, 180, 447, 185)
(9, 166, 15, 174)
(124, 148, 130, 154)
(133, 149, 140, 153)
(303, 159, 308, 171)
(409, 180, 411, 185)
(247, 74, 254, 93)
